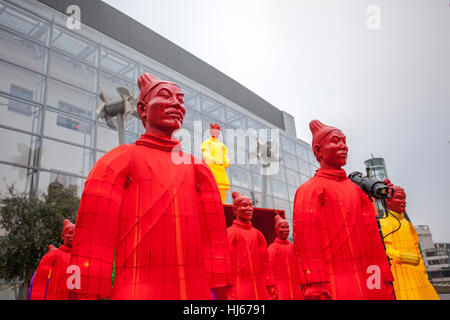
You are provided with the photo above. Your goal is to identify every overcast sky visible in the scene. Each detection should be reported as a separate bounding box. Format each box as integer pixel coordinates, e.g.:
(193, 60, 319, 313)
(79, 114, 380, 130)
(103, 0, 450, 242)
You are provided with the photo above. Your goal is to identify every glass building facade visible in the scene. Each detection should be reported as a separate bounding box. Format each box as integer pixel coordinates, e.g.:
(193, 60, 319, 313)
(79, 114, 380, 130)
(0, 0, 320, 227)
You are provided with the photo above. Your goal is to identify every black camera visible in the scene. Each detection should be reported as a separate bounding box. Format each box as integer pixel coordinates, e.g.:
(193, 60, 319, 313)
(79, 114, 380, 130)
(348, 172, 394, 200)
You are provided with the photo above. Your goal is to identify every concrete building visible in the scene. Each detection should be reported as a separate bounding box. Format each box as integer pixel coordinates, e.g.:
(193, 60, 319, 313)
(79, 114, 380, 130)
(415, 225, 450, 299)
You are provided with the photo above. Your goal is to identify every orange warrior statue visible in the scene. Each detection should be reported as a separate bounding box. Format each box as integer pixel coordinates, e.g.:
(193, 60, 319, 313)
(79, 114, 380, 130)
(31, 219, 74, 300)
(227, 191, 277, 300)
(69, 73, 233, 300)
(202, 123, 231, 203)
(380, 179, 440, 300)
(268, 215, 304, 300)
(293, 120, 394, 300)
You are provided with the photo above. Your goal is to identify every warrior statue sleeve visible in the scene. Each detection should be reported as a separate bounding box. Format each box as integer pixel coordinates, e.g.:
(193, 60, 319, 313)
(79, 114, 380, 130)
(293, 185, 330, 286)
(69, 145, 131, 300)
(31, 250, 57, 300)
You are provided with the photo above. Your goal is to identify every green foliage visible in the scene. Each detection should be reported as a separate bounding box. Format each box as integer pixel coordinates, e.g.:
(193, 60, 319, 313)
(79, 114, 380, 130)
(0, 185, 79, 287)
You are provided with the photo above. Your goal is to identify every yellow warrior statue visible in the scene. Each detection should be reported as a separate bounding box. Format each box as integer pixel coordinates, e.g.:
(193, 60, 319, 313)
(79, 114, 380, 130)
(202, 123, 230, 203)
(380, 179, 440, 300)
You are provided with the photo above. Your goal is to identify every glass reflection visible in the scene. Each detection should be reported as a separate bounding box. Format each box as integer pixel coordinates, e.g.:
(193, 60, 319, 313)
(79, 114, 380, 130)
(0, 128, 39, 167)
(0, 94, 41, 133)
(0, 2, 49, 45)
(49, 51, 97, 92)
(100, 47, 137, 81)
(41, 138, 94, 177)
(52, 25, 98, 66)
(0, 29, 47, 73)
(0, 60, 45, 103)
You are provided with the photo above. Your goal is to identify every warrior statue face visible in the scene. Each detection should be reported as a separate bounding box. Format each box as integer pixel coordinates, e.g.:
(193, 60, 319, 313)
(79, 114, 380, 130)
(61, 220, 75, 248)
(233, 196, 254, 224)
(138, 82, 186, 137)
(386, 186, 407, 214)
(276, 221, 290, 240)
(210, 123, 221, 139)
(315, 130, 348, 170)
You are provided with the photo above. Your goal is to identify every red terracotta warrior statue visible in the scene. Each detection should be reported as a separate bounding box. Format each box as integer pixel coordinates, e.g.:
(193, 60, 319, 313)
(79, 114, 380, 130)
(293, 120, 394, 300)
(31, 219, 74, 300)
(227, 191, 277, 300)
(268, 215, 304, 300)
(69, 73, 233, 300)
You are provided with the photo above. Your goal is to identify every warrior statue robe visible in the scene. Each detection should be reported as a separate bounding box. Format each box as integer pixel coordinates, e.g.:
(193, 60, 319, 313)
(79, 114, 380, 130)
(69, 133, 233, 300)
(227, 219, 275, 300)
(293, 168, 394, 300)
(31, 244, 71, 300)
(380, 211, 440, 300)
(268, 238, 304, 300)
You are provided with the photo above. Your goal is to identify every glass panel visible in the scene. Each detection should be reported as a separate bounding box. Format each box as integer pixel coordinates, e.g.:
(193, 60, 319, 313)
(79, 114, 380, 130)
(100, 48, 137, 82)
(225, 107, 246, 130)
(0, 128, 39, 167)
(0, 163, 36, 195)
(252, 172, 272, 195)
(272, 165, 285, 182)
(298, 159, 310, 176)
(49, 51, 97, 92)
(38, 171, 85, 198)
(0, 94, 41, 133)
(273, 197, 290, 214)
(308, 151, 319, 166)
(183, 109, 201, 131)
(201, 96, 224, 121)
(46, 79, 96, 119)
(271, 178, 288, 200)
(288, 185, 298, 202)
(230, 166, 250, 189)
(95, 150, 106, 161)
(299, 174, 309, 185)
(51, 25, 98, 66)
(280, 135, 295, 154)
(124, 132, 138, 145)
(0, 29, 47, 73)
(98, 71, 138, 101)
(0, 2, 50, 45)
(96, 124, 120, 152)
(41, 139, 94, 177)
(283, 151, 298, 172)
(296, 144, 309, 161)
(285, 168, 299, 186)
(0, 60, 45, 103)
(44, 110, 95, 148)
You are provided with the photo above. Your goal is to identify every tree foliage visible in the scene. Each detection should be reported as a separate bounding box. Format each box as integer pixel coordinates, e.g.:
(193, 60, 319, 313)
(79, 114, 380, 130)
(0, 185, 79, 299)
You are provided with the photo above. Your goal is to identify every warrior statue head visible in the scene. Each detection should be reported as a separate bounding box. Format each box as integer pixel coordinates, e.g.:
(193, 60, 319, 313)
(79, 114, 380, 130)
(274, 215, 290, 240)
(137, 73, 186, 137)
(383, 179, 407, 214)
(210, 123, 221, 139)
(232, 191, 253, 224)
(62, 219, 75, 248)
(310, 120, 348, 170)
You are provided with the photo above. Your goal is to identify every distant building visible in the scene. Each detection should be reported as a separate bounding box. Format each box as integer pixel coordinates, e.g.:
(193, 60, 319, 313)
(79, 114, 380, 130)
(415, 225, 450, 299)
